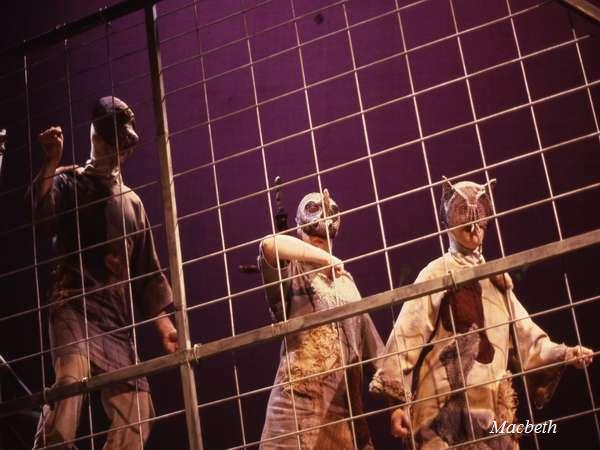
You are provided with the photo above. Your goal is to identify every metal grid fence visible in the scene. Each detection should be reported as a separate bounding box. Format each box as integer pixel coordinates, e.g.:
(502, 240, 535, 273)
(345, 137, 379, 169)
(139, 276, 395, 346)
(0, 0, 599, 449)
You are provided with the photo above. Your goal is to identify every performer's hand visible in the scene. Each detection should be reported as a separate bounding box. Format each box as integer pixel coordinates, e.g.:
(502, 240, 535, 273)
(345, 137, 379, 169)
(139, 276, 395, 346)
(38, 126, 64, 164)
(566, 345, 594, 369)
(325, 255, 347, 279)
(390, 407, 411, 439)
(162, 329, 178, 354)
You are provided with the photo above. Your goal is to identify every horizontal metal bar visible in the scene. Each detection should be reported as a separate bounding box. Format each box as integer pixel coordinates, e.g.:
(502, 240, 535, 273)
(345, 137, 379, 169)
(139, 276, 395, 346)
(31, 349, 600, 449)
(0, 349, 192, 419)
(2, 177, 598, 374)
(180, 292, 600, 415)
(192, 228, 600, 358)
(1, 228, 598, 418)
(5, 177, 597, 370)
(0, 0, 164, 57)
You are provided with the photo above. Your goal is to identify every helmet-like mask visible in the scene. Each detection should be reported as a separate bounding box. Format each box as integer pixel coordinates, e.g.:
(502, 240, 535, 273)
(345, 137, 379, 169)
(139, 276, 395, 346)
(295, 189, 340, 239)
(91, 96, 139, 150)
(440, 179, 495, 232)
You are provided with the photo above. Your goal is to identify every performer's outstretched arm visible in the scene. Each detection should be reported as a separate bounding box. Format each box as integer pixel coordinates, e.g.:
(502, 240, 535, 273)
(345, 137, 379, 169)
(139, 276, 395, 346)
(261, 234, 345, 277)
(511, 293, 593, 369)
(510, 291, 594, 407)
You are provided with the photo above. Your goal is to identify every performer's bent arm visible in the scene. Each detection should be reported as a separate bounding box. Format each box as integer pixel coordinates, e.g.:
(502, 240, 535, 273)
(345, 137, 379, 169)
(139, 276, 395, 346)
(132, 206, 180, 354)
(369, 269, 443, 439)
(154, 314, 178, 354)
(33, 126, 63, 208)
(261, 234, 344, 276)
(370, 265, 443, 398)
(372, 294, 438, 440)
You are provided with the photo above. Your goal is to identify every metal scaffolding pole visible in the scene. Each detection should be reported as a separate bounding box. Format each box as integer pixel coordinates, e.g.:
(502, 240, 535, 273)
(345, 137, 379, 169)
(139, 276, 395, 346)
(144, 5, 204, 450)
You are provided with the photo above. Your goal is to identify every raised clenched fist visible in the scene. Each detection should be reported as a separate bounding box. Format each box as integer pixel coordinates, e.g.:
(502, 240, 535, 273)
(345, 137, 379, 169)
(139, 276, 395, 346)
(38, 126, 64, 164)
(390, 407, 411, 439)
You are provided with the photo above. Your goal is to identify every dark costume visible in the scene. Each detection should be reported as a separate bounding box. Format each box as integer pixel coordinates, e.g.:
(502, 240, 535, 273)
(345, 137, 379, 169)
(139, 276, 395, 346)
(33, 97, 171, 449)
(36, 166, 172, 388)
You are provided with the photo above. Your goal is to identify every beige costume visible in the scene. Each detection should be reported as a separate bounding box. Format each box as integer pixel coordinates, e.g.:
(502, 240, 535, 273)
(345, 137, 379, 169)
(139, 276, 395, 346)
(259, 251, 384, 449)
(371, 251, 567, 449)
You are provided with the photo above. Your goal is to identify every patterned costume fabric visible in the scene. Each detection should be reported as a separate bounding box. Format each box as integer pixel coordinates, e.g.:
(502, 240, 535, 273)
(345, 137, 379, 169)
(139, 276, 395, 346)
(370, 251, 567, 450)
(258, 246, 384, 449)
(34, 166, 172, 391)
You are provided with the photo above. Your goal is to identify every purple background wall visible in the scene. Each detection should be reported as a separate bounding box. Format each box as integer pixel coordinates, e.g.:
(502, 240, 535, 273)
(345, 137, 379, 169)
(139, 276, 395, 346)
(0, 0, 599, 449)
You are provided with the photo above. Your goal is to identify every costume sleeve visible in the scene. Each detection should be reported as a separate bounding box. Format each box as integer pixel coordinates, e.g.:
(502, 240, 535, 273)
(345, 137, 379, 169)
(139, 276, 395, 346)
(131, 205, 173, 319)
(369, 264, 444, 402)
(361, 313, 385, 369)
(510, 291, 567, 408)
(257, 242, 292, 322)
(30, 171, 71, 239)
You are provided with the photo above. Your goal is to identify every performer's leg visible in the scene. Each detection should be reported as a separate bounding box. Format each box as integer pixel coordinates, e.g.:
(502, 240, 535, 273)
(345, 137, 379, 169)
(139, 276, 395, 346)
(100, 384, 155, 450)
(33, 354, 88, 449)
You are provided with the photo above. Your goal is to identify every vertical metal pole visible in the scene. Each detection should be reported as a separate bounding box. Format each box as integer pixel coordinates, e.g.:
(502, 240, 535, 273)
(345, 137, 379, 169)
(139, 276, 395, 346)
(144, 5, 204, 450)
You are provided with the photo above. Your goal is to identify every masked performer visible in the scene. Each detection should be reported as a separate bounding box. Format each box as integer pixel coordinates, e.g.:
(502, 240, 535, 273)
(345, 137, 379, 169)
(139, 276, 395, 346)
(258, 189, 384, 449)
(31, 97, 178, 449)
(370, 179, 594, 450)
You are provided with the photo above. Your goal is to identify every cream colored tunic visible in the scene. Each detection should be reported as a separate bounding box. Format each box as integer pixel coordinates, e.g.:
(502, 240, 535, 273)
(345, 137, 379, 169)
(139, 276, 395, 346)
(259, 250, 384, 449)
(371, 252, 566, 449)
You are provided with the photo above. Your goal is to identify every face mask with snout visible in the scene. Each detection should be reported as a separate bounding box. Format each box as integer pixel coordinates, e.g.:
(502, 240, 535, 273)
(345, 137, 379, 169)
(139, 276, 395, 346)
(295, 189, 341, 240)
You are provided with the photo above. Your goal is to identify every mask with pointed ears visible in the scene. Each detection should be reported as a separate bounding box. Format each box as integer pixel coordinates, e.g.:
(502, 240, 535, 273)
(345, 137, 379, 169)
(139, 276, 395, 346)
(440, 178, 496, 233)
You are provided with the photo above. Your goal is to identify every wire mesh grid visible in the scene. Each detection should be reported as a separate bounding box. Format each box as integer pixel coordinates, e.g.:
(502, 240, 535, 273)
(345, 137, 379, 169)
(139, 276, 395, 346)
(0, 0, 599, 449)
